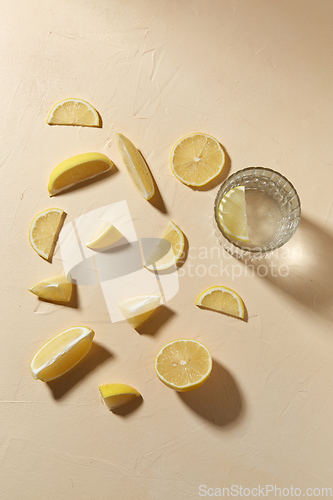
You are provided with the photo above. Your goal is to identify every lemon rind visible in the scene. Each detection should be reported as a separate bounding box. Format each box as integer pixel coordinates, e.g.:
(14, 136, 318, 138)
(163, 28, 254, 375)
(48, 152, 113, 196)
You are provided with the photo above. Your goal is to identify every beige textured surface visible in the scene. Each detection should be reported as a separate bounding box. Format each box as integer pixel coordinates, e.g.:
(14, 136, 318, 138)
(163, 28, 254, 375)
(1, 1, 333, 499)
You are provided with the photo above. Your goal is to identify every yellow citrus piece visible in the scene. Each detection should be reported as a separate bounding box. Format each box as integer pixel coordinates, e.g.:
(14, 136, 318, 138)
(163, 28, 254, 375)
(29, 208, 65, 261)
(46, 98, 101, 127)
(86, 221, 123, 250)
(118, 295, 161, 329)
(117, 133, 155, 200)
(196, 285, 245, 319)
(99, 383, 141, 411)
(155, 339, 212, 392)
(48, 152, 114, 196)
(171, 133, 225, 187)
(29, 274, 73, 303)
(145, 221, 185, 270)
(218, 186, 249, 242)
(30, 326, 94, 382)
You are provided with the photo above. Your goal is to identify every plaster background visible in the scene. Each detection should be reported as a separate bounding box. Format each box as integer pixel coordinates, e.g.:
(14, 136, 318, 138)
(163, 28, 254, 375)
(1, 1, 333, 498)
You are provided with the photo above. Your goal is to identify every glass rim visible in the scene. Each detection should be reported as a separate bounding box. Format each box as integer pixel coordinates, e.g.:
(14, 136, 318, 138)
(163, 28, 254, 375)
(214, 166, 301, 254)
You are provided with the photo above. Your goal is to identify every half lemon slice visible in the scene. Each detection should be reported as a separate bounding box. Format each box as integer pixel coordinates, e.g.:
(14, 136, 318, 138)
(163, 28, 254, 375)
(29, 274, 73, 303)
(218, 186, 249, 242)
(171, 133, 225, 186)
(155, 339, 212, 392)
(30, 326, 94, 382)
(196, 286, 245, 319)
(48, 152, 114, 196)
(117, 133, 155, 200)
(86, 222, 123, 250)
(47, 98, 101, 127)
(144, 221, 185, 270)
(118, 295, 161, 329)
(29, 208, 65, 261)
(99, 383, 141, 411)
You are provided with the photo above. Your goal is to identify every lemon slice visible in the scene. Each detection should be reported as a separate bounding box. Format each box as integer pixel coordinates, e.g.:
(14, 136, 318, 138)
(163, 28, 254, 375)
(218, 186, 249, 242)
(117, 133, 155, 200)
(145, 221, 185, 270)
(29, 274, 73, 303)
(86, 221, 123, 250)
(155, 339, 212, 392)
(118, 295, 161, 329)
(46, 98, 101, 127)
(30, 326, 94, 382)
(29, 208, 65, 261)
(196, 286, 245, 319)
(48, 152, 114, 196)
(99, 383, 141, 411)
(171, 133, 225, 187)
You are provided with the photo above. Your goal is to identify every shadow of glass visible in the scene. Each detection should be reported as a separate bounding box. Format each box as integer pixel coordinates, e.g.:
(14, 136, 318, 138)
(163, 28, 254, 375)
(47, 342, 114, 400)
(238, 215, 333, 322)
(178, 360, 244, 427)
(136, 305, 176, 335)
(111, 395, 143, 417)
(189, 145, 231, 192)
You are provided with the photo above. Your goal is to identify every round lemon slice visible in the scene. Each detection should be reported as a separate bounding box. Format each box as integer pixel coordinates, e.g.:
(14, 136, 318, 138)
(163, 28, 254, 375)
(218, 186, 249, 242)
(171, 133, 225, 186)
(99, 383, 141, 411)
(29, 208, 65, 261)
(48, 152, 114, 196)
(155, 339, 212, 392)
(86, 222, 123, 250)
(29, 274, 73, 303)
(117, 133, 155, 200)
(30, 326, 94, 382)
(196, 286, 245, 319)
(118, 295, 161, 329)
(144, 221, 185, 270)
(46, 98, 101, 127)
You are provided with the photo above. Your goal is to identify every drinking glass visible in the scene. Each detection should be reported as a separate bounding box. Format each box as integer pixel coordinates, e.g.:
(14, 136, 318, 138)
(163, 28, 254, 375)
(214, 167, 301, 259)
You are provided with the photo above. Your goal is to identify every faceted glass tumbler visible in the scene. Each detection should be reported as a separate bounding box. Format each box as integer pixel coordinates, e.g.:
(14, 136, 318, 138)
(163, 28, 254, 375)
(214, 167, 301, 259)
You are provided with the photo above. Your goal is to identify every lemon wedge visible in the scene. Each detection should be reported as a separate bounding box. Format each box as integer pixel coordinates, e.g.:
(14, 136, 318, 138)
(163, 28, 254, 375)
(218, 186, 249, 242)
(86, 221, 123, 250)
(171, 133, 225, 186)
(155, 339, 212, 392)
(196, 286, 245, 319)
(145, 221, 185, 270)
(118, 295, 161, 329)
(30, 326, 94, 382)
(47, 98, 101, 127)
(29, 274, 73, 303)
(99, 383, 141, 411)
(29, 208, 65, 261)
(117, 133, 155, 200)
(48, 152, 114, 196)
